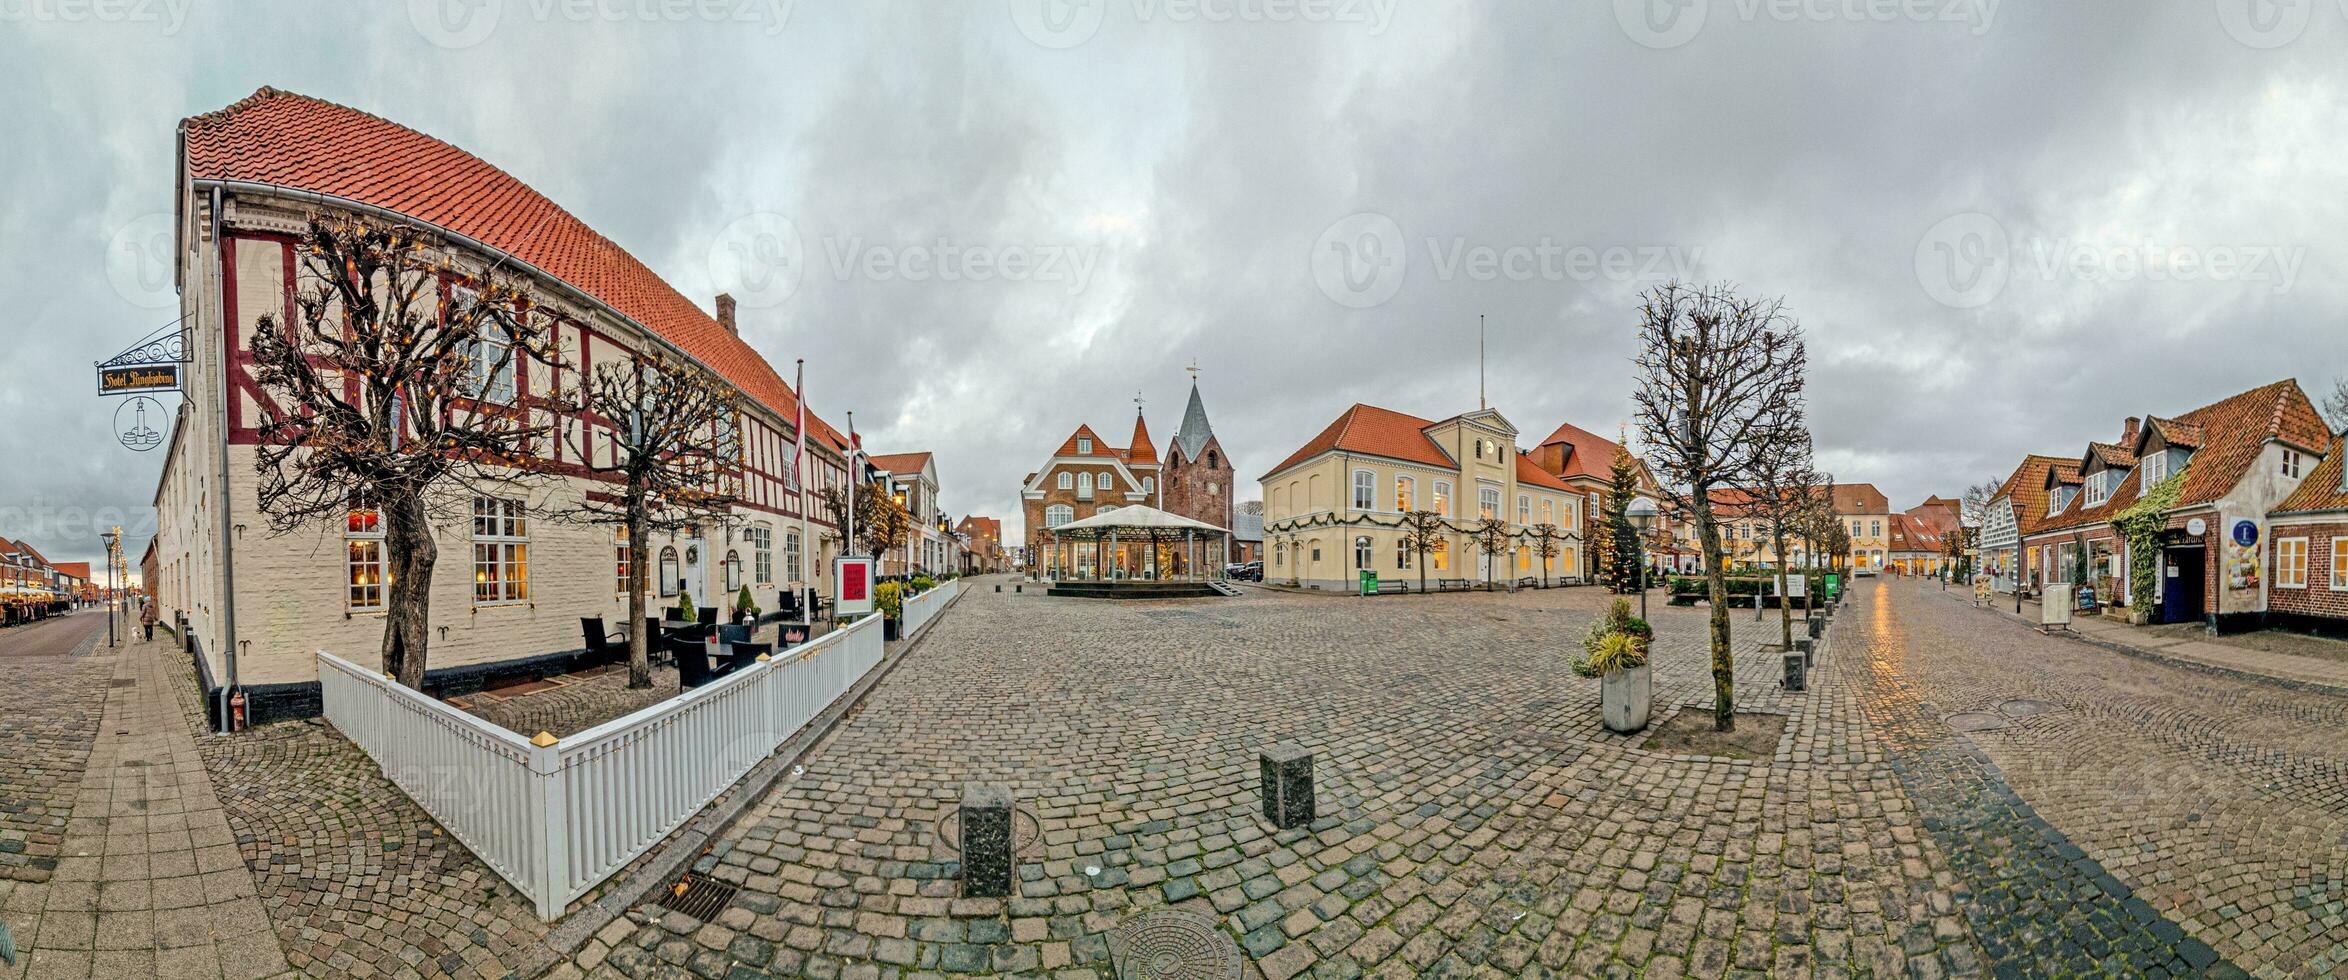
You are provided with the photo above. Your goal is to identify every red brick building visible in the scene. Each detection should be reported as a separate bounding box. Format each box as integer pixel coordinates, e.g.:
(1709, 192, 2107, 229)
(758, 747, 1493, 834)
(1020, 381, 1231, 576)
(1158, 380, 1235, 556)
(2263, 433, 2348, 634)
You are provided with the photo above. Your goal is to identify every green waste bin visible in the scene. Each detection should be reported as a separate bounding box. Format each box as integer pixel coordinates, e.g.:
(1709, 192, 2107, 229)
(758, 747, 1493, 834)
(1360, 570, 1378, 596)
(1823, 574, 1841, 602)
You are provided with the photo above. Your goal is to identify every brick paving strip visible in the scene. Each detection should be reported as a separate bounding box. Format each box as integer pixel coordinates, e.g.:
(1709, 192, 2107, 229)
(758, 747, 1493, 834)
(1859, 584, 2266, 978)
(0, 626, 295, 980)
(1981, 594, 2348, 696)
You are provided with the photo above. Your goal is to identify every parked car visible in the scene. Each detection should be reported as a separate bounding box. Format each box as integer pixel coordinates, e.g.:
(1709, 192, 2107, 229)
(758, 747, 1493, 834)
(1231, 561, 1263, 581)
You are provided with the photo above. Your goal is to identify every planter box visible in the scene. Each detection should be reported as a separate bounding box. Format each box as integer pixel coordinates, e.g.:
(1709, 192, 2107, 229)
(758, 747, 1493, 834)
(1601, 664, 1652, 734)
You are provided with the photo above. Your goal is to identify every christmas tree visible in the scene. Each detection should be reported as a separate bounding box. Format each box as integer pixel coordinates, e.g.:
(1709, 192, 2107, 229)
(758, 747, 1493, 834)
(1602, 440, 1645, 593)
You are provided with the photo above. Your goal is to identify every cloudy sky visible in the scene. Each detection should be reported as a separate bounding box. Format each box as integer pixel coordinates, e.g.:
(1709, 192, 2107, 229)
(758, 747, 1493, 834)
(5, 1, 2348, 568)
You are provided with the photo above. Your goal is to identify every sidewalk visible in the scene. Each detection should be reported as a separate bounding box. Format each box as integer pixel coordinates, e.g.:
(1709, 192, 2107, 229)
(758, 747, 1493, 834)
(1969, 592, 2348, 695)
(0, 632, 293, 980)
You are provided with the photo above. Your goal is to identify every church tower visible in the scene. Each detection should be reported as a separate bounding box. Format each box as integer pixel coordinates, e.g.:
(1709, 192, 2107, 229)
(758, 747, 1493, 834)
(1160, 376, 1234, 542)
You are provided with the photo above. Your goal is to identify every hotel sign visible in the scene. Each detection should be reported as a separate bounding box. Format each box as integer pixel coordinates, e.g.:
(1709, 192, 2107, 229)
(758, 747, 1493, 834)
(98, 364, 181, 395)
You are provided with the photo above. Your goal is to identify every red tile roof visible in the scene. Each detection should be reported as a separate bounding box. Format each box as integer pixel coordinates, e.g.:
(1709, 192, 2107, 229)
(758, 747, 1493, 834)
(865, 452, 933, 475)
(1990, 454, 2070, 537)
(2034, 380, 2326, 534)
(181, 87, 841, 451)
(1536, 421, 1627, 482)
(1887, 513, 1945, 553)
(1266, 404, 1457, 477)
(1053, 424, 1135, 460)
(1126, 413, 1159, 466)
(50, 561, 92, 582)
(2275, 435, 2348, 515)
(1827, 484, 1889, 515)
(1514, 454, 1572, 492)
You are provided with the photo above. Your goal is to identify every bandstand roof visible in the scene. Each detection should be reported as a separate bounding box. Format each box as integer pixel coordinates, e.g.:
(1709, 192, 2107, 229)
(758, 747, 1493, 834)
(1049, 505, 1228, 539)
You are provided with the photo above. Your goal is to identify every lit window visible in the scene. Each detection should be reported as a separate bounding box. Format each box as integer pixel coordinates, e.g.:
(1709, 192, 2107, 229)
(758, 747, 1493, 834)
(1434, 482, 1452, 517)
(1432, 538, 1448, 571)
(1353, 470, 1376, 511)
(747, 525, 773, 584)
(346, 495, 383, 611)
(471, 497, 529, 604)
(1396, 476, 1416, 512)
(1480, 487, 1500, 520)
(2332, 539, 2348, 591)
(2278, 537, 2308, 588)
(1045, 504, 1074, 528)
(615, 528, 630, 595)
(1517, 545, 1530, 571)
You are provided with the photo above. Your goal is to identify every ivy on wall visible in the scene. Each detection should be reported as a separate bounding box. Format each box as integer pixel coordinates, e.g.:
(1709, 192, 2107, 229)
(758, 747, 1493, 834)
(2111, 467, 2189, 613)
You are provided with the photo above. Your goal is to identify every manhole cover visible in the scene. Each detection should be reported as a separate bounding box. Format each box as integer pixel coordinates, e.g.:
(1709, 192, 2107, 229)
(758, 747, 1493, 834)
(936, 805, 1044, 857)
(1945, 712, 2008, 732)
(1107, 908, 1241, 980)
(1998, 699, 2058, 718)
(654, 873, 738, 921)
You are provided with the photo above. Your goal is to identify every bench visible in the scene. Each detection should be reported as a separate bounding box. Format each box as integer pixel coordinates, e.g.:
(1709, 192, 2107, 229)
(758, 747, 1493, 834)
(1373, 580, 1414, 595)
(1437, 578, 1473, 592)
(1516, 577, 1540, 590)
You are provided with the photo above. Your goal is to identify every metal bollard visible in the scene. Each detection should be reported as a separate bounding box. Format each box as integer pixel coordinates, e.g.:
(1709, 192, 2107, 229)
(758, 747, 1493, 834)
(958, 784, 1016, 898)
(1795, 636, 1814, 667)
(1259, 743, 1316, 830)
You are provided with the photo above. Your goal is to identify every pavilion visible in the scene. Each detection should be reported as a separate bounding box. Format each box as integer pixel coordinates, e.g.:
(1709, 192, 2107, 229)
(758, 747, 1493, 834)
(1044, 505, 1231, 599)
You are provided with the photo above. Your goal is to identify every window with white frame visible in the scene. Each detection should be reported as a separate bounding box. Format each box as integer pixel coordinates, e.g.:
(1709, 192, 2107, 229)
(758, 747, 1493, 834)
(346, 495, 383, 611)
(2282, 449, 2303, 478)
(1396, 476, 1416, 512)
(471, 497, 529, 604)
(456, 287, 517, 405)
(785, 529, 803, 583)
(658, 546, 679, 595)
(1058, 472, 1072, 490)
(1433, 482, 1452, 516)
(1076, 437, 1093, 454)
(1517, 494, 1530, 525)
(2277, 537, 2308, 588)
(1355, 536, 1372, 569)
(1143, 477, 1154, 494)
(1275, 542, 1285, 567)
(1045, 504, 1074, 528)
(2084, 471, 2108, 507)
(1540, 499, 1551, 526)
(1479, 487, 1500, 520)
(723, 549, 741, 591)
(1352, 470, 1375, 511)
(748, 525, 773, 584)
(1396, 538, 1412, 570)
(615, 528, 631, 595)
(2332, 538, 2348, 591)
(1078, 472, 1094, 495)
(2140, 452, 2166, 486)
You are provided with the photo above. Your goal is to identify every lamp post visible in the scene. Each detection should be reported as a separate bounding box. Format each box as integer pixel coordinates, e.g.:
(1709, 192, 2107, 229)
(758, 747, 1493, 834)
(99, 529, 119, 648)
(1626, 497, 1659, 621)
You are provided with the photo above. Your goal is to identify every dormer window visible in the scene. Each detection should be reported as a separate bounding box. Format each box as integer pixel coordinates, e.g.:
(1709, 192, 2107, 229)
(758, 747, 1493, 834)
(1076, 437, 1093, 454)
(2140, 452, 2166, 486)
(2282, 449, 2303, 479)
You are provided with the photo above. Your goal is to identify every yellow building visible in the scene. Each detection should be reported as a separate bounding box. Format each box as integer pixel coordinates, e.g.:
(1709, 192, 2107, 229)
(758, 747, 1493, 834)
(1831, 484, 1893, 570)
(1259, 405, 1584, 590)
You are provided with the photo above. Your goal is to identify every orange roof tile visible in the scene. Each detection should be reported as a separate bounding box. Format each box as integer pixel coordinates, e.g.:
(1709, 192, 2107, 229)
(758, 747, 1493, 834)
(866, 452, 933, 475)
(1265, 404, 1456, 477)
(1536, 421, 1628, 482)
(181, 87, 839, 451)
(2275, 435, 2348, 515)
(2033, 380, 2325, 534)
(1126, 413, 1159, 466)
(1827, 484, 1889, 515)
(1514, 454, 1572, 492)
(1052, 424, 1131, 460)
(1990, 454, 2070, 538)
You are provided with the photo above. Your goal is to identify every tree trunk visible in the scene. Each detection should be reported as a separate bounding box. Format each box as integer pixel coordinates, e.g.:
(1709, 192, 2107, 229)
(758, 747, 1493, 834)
(1693, 493, 1735, 732)
(380, 489, 436, 689)
(625, 493, 653, 689)
(1772, 530, 1794, 650)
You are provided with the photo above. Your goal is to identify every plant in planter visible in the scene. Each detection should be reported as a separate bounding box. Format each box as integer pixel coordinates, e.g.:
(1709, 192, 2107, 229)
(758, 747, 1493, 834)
(733, 585, 758, 625)
(876, 581, 905, 639)
(1572, 598, 1655, 733)
(910, 574, 936, 593)
(671, 593, 697, 625)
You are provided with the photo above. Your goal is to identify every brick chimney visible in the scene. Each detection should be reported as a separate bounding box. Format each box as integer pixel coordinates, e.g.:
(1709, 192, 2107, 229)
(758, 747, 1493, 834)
(715, 293, 738, 335)
(2121, 416, 2140, 446)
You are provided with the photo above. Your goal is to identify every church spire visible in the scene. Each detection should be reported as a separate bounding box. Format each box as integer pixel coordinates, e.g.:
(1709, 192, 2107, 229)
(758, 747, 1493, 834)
(1173, 374, 1215, 463)
(1126, 396, 1159, 465)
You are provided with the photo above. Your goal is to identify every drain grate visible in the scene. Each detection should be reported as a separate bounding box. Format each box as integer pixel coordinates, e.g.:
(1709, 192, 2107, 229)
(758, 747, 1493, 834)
(654, 873, 738, 921)
(937, 805, 1044, 857)
(1107, 908, 1241, 980)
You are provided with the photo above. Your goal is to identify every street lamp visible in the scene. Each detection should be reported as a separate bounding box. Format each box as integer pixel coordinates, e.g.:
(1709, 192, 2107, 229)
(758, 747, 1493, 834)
(99, 529, 119, 648)
(1626, 497, 1660, 621)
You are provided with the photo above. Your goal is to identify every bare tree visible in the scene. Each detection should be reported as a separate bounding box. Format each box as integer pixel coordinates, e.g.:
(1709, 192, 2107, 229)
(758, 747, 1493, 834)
(1527, 522, 1564, 588)
(1742, 426, 1822, 651)
(2322, 377, 2348, 432)
(816, 481, 914, 565)
(247, 213, 565, 689)
(553, 351, 744, 688)
(1398, 509, 1447, 593)
(1473, 516, 1513, 590)
(1633, 281, 1809, 732)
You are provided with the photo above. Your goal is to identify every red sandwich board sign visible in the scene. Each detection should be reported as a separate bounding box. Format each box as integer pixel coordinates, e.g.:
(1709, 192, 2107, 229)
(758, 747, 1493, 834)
(834, 557, 875, 616)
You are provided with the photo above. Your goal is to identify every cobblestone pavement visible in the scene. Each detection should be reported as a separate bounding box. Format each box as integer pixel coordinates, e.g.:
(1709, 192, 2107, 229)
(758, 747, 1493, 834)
(163, 642, 559, 979)
(0, 629, 294, 980)
(568, 582, 1995, 979)
(0, 610, 109, 884)
(1861, 581, 2347, 978)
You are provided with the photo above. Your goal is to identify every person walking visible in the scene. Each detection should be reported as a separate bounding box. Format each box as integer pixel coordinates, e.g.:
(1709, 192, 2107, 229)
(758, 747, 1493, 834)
(140, 596, 158, 643)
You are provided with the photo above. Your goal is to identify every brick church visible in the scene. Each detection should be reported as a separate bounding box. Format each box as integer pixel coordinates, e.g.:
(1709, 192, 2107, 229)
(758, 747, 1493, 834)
(1021, 380, 1233, 573)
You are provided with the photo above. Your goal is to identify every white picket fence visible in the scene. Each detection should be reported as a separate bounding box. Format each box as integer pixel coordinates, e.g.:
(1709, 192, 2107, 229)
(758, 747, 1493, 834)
(898, 578, 960, 640)
(318, 609, 890, 919)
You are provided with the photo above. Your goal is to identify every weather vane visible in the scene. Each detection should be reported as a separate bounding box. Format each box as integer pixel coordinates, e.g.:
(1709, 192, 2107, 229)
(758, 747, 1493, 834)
(1185, 359, 1200, 382)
